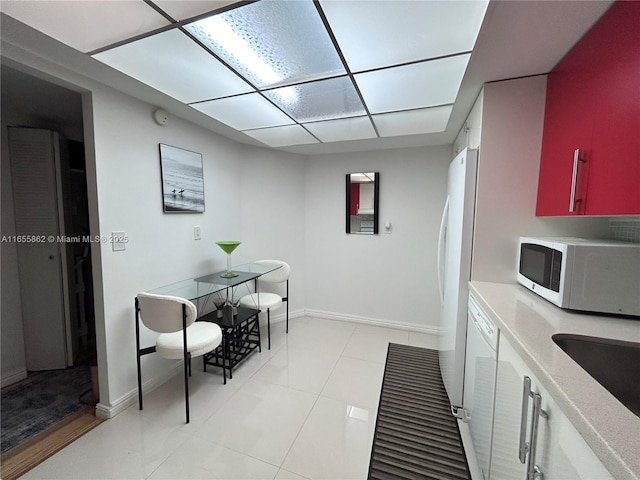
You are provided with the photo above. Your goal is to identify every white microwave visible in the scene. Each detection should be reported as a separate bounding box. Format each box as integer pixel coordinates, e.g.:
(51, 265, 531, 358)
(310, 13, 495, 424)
(517, 237, 640, 316)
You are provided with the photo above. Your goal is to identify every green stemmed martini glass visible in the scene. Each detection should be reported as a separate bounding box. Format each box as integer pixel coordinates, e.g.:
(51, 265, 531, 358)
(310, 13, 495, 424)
(216, 241, 241, 278)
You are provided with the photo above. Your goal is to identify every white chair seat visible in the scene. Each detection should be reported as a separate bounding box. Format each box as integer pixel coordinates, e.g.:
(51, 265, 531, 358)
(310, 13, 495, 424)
(156, 322, 222, 359)
(239, 292, 282, 312)
(136, 292, 224, 423)
(237, 260, 290, 350)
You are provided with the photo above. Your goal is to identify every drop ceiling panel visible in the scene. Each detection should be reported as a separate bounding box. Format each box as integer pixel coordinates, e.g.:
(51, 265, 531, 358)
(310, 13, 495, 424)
(321, 0, 488, 72)
(355, 54, 470, 114)
(0, 0, 170, 53)
(243, 125, 319, 147)
(304, 116, 377, 143)
(191, 94, 295, 130)
(93, 30, 253, 103)
(373, 105, 453, 137)
(184, 0, 345, 89)
(151, 1, 238, 21)
(264, 76, 366, 123)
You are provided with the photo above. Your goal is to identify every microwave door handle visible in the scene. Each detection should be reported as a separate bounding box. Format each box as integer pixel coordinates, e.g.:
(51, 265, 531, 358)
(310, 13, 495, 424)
(437, 196, 450, 305)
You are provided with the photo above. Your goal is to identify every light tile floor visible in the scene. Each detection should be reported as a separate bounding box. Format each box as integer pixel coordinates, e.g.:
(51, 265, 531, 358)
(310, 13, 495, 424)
(23, 316, 439, 480)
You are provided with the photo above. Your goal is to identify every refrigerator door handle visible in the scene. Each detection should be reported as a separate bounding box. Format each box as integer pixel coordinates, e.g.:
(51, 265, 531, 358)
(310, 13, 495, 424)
(437, 196, 450, 305)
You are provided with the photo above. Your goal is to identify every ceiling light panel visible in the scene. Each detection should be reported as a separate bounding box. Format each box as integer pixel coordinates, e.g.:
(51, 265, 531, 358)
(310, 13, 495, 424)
(320, 0, 488, 72)
(264, 76, 366, 123)
(0, 0, 170, 53)
(355, 54, 470, 114)
(373, 105, 453, 137)
(184, 0, 345, 89)
(243, 125, 319, 147)
(304, 116, 377, 143)
(191, 93, 295, 130)
(93, 29, 252, 103)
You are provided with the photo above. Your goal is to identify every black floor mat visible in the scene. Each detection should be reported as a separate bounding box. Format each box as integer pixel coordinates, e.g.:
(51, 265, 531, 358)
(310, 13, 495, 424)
(368, 343, 470, 480)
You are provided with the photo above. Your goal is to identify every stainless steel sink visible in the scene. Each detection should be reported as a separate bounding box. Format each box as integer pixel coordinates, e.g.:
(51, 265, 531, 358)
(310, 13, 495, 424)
(552, 334, 640, 418)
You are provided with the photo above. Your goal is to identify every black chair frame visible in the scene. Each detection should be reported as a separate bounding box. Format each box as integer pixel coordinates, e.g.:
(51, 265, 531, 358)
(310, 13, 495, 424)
(135, 297, 193, 423)
(253, 278, 289, 350)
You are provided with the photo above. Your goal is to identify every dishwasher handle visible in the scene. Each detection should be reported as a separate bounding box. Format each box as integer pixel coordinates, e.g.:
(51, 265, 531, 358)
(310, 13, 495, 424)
(518, 376, 532, 464)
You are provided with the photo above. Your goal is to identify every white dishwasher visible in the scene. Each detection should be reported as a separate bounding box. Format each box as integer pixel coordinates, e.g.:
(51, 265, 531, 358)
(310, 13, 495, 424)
(463, 293, 499, 480)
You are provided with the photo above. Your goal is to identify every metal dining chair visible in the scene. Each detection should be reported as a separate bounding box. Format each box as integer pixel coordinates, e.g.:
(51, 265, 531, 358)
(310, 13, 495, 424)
(238, 260, 289, 349)
(135, 292, 222, 423)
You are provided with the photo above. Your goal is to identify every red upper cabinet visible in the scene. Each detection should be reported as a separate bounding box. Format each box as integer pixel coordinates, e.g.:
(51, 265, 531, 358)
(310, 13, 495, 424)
(536, 1, 640, 216)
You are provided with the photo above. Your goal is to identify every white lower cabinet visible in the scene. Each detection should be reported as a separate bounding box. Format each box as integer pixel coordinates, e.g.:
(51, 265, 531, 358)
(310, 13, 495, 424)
(490, 336, 613, 480)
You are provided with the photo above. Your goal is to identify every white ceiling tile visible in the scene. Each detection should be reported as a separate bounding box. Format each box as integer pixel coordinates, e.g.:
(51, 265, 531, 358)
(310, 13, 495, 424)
(243, 125, 319, 147)
(191, 94, 295, 130)
(304, 117, 377, 143)
(93, 29, 252, 103)
(320, 0, 488, 72)
(355, 55, 470, 114)
(0, 0, 170, 52)
(373, 105, 453, 137)
(152, 1, 237, 21)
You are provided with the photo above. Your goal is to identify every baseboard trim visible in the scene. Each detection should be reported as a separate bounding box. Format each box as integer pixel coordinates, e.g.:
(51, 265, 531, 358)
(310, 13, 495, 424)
(96, 363, 182, 419)
(257, 308, 305, 327)
(1, 370, 28, 388)
(303, 309, 441, 335)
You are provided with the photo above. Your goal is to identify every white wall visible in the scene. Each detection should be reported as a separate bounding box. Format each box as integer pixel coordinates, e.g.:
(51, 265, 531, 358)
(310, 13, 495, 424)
(467, 76, 610, 283)
(304, 145, 451, 332)
(236, 145, 307, 307)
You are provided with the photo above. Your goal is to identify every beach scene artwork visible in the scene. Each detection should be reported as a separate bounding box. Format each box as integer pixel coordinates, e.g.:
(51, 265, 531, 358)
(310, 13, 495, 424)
(159, 144, 205, 213)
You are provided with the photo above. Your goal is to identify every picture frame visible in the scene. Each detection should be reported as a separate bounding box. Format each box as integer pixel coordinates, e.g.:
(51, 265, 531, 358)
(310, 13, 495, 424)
(159, 144, 205, 213)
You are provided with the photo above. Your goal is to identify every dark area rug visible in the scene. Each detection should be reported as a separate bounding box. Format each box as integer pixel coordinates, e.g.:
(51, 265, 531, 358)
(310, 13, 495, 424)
(1, 366, 92, 454)
(369, 343, 470, 480)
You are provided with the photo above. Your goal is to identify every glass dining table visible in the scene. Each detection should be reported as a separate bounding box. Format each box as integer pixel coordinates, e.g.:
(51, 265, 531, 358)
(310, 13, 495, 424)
(147, 262, 280, 304)
(147, 262, 281, 383)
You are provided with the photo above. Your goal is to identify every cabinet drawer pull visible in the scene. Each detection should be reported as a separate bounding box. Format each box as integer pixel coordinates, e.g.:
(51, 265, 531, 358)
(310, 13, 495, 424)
(569, 148, 585, 213)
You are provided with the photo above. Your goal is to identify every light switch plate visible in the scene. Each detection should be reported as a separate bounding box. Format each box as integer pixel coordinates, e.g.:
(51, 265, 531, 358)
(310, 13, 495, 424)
(194, 226, 202, 240)
(111, 231, 127, 251)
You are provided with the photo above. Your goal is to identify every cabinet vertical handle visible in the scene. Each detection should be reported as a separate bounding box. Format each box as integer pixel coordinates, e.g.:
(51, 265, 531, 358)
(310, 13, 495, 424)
(526, 393, 545, 480)
(518, 376, 532, 464)
(569, 148, 585, 213)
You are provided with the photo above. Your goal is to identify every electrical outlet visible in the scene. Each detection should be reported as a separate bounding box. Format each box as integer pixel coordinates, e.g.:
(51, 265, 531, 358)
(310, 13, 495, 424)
(112, 231, 127, 251)
(194, 226, 202, 240)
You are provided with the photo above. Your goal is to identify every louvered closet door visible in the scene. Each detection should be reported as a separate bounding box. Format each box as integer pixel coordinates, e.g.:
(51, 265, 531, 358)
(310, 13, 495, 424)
(9, 127, 69, 371)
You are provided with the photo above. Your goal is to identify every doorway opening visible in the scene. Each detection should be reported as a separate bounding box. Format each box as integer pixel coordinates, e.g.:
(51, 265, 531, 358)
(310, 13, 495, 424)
(1, 65, 99, 458)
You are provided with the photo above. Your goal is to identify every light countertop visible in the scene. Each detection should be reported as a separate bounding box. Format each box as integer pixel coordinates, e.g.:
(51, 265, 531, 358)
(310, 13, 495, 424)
(469, 281, 640, 480)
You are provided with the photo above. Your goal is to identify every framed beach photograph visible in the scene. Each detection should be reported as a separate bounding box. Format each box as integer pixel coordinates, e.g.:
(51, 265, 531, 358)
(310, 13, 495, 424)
(159, 144, 205, 213)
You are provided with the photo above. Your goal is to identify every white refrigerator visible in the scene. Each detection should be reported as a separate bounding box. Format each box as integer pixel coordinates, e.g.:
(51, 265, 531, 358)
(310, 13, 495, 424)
(437, 148, 478, 413)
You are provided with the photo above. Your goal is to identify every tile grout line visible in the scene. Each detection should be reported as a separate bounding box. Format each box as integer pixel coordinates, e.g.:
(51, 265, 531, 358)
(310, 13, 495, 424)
(274, 318, 359, 477)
